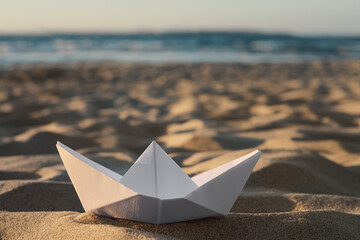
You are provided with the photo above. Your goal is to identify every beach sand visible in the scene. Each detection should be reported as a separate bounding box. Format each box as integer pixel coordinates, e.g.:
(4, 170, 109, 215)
(0, 62, 359, 239)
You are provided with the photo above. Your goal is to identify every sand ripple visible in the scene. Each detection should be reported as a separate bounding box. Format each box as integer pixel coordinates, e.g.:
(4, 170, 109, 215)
(0, 62, 359, 239)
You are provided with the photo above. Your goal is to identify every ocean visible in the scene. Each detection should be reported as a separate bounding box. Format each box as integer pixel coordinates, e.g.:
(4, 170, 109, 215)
(0, 32, 359, 66)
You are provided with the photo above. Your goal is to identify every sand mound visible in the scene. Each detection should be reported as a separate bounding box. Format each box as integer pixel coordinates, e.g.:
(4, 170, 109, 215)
(70, 211, 360, 239)
(0, 181, 82, 212)
(0, 132, 98, 156)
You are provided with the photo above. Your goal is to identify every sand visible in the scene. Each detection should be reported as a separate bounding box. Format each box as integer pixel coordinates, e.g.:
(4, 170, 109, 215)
(0, 62, 359, 239)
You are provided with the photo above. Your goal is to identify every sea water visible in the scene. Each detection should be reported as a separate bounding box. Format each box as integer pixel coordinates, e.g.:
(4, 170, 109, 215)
(0, 32, 359, 66)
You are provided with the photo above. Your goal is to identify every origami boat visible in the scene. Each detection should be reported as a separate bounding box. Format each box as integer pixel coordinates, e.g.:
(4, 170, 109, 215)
(56, 141, 261, 224)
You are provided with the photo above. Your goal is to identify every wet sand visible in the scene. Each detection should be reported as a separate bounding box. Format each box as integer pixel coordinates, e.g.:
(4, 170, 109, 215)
(0, 62, 359, 239)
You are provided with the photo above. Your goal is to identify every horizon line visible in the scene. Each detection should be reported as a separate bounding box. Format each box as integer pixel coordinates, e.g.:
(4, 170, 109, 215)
(0, 29, 360, 38)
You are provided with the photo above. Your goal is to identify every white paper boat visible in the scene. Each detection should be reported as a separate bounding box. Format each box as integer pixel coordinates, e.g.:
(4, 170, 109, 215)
(56, 141, 261, 224)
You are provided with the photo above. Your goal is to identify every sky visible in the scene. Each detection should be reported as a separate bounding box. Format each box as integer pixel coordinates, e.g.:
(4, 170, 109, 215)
(1, 0, 360, 35)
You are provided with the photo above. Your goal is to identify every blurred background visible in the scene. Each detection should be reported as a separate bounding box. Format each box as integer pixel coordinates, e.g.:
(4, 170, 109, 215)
(1, 0, 360, 66)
